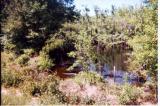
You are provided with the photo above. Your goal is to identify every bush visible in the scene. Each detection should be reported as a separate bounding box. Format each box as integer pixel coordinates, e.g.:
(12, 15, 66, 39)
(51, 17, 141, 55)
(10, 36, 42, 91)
(21, 80, 41, 96)
(1, 52, 16, 68)
(37, 74, 60, 95)
(21, 66, 35, 76)
(142, 81, 157, 102)
(81, 97, 96, 105)
(42, 38, 64, 54)
(2, 69, 24, 87)
(143, 80, 157, 92)
(68, 96, 95, 105)
(37, 52, 54, 71)
(1, 52, 16, 63)
(2, 94, 31, 105)
(16, 54, 29, 66)
(39, 75, 68, 105)
(21, 75, 60, 96)
(23, 49, 35, 56)
(74, 71, 105, 85)
(68, 95, 80, 104)
(40, 92, 67, 105)
(119, 84, 141, 105)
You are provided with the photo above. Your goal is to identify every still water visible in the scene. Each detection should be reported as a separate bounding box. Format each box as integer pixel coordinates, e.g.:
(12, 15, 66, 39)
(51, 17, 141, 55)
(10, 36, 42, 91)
(53, 63, 148, 85)
(89, 63, 147, 85)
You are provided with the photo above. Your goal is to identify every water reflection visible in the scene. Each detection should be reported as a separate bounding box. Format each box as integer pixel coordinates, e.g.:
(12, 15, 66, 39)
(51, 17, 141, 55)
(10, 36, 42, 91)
(53, 62, 147, 85)
(89, 63, 146, 85)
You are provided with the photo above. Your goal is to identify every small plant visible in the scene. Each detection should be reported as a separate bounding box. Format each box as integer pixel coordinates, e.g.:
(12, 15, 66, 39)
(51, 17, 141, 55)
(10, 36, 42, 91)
(21, 66, 34, 76)
(20, 80, 41, 96)
(39, 75, 67, 105)
(40, 75, 60, 94)
(16, 54, 29, 66)
(23, 49, 35, 56)
(74, 71, 105, 85)
(42, 38, 64, 54)
(143, 80, 157, 92)
(37, 52, 54, 71)
(40, 92, 67, 105)
(2, 69, 24, 87)
(1, 52, 16, 62)
(69, 95, 80, 104)
(80, 96, 95, 105)
(67, 51, 76, 58)
(119, 84, 141, 105)
(142, 81, 157, 102)
(21, 75, 61, 96)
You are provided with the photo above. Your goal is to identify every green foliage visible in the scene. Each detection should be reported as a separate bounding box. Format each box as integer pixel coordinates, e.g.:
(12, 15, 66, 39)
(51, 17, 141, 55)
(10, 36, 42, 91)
(74, 71, 105, 85)
(23, 49, 35, 56)
(1, 52, 16, 67)
(67, 60, 81, 71)
(67, 51, 76, 58)
(21, 80, 41, 96)
(67, 95, 95, 105)
(119, 84, 141, 105)
(1, 0, 78, 52)
(0, 0, 157, 105)
(42, 38, 64, 54)
(21, 66, 35, 76)
(1, 52, 24, 87)
(16, 54, 30, 66)
(37, 52, 54, 71)
(21, 75, 60, 96)
(65, 9, 131, 71)
(38, 75, 67, 105)
(2, 69, 24, 87)
(127, 0, 157, 80)
(40, 92, 67, 105)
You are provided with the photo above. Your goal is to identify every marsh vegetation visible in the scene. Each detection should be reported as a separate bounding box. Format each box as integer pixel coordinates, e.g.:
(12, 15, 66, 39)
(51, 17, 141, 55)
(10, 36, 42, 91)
(1, 0, 157, 105)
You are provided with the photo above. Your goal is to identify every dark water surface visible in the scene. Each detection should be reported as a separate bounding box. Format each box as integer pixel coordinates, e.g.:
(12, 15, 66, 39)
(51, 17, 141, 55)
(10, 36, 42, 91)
(53, 63, 148, 85)
(52, 66, 77, 79)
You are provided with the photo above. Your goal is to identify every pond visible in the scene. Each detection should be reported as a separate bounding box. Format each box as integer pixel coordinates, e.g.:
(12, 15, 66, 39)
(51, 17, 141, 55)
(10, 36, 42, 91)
(52, 63, 149, 85)
(89, 63, 149, 85)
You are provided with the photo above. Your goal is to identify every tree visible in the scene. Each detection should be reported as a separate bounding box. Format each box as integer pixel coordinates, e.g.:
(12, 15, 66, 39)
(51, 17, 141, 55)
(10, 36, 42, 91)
(65, 8, 131, 72)
(128, 0, 157, 81)
(1, 0, 78, 53)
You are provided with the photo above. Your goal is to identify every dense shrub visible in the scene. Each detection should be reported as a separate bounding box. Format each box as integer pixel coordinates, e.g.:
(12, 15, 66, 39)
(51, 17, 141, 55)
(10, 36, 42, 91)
(21, 80, 41, 96)
(16, 54, 29, 66)
(68, 96, 95, 105)
(40, 92, 67, 105)
(23, 49, 35, 56)
(42, 38, 64, 54)
(2, 69, 24, 87)
(21, 66, 35, 76)
(119, 84, 141, 105)
(1, 52, 16, 69)
(74, 71, 105, 85)
(143, 81, 157, 92)
(39, 75, 68, 105)
(81, 97, 96, 105)
(142, 81, 157, 102)
(37, 52, 54, 71)
(1, 52, 16, 62)
(21, 75, 60, 96)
